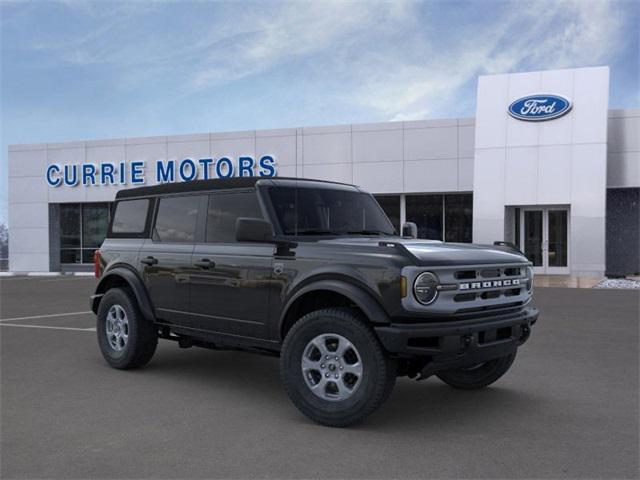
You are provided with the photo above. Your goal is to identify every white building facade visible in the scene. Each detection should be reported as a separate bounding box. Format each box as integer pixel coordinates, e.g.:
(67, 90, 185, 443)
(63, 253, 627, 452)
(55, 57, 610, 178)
(8, 66, 640, 276)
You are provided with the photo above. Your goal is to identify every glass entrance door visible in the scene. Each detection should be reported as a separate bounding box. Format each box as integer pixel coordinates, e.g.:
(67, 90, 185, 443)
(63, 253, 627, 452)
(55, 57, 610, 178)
(547, 210, 569, 273)
(519, 208, 569, 274)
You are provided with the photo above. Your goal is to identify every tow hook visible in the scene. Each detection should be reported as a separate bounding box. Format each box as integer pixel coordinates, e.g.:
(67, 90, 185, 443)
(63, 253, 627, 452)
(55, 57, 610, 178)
(519, 325, 531, 343)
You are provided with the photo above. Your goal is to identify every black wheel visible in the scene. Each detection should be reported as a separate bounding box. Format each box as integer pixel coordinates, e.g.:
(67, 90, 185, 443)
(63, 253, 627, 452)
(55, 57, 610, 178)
(280, 308, 396, 427)
(97, 288, 158, 369)
(435, 353, 516, 390)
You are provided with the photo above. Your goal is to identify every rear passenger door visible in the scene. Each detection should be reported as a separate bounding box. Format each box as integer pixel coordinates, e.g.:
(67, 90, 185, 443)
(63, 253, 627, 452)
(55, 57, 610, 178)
(189, 190, 274, 340)
(139, 194, 206, 325)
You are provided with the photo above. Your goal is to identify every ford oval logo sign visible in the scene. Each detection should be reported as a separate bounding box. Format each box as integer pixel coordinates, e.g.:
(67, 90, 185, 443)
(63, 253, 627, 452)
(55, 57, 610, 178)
(508, 94, 572, 121)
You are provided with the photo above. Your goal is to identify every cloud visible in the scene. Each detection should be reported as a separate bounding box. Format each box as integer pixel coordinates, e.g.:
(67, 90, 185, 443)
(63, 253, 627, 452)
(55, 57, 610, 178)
(349, 0, 626, 121)
(19, 1, 412, 80)
(3, 0, 631, 122)
(189, 1, 415, 91)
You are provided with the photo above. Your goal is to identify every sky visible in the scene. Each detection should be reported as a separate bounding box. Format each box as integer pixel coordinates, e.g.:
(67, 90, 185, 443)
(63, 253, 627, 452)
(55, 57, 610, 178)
(1, 0, 638, 226)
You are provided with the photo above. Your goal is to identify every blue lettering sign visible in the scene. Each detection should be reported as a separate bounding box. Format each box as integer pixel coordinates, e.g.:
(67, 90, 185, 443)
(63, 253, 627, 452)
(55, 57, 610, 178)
(179, 158, 197, 182)
(131, 161, 145, 184)
(157, 160, 175, 183)
(238, 156, 255, 177)
(46, 155, 278, 187)
(216, 157, 234, 178)
(46, 164, 61, 187)
(64, 164, 78, 186)
(118, 161, 127, 184)
(258, 155, 276, 177)
(198, 158, 213, 179)
(82, 164, 97, 186)
(101, 163, 116, 185)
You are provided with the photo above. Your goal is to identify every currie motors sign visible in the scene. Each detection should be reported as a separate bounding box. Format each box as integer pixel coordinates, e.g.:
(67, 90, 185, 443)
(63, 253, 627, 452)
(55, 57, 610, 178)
(45, 155, 277, 187)
(508, 94, 572, 121)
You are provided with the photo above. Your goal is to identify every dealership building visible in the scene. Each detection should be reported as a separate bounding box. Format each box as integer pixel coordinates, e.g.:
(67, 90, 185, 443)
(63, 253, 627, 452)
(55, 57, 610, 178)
(7, 66, 639, 276)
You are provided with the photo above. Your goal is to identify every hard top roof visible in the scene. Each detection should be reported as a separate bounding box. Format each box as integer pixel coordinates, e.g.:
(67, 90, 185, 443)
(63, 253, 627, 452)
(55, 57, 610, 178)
(115, 177, 359, 200)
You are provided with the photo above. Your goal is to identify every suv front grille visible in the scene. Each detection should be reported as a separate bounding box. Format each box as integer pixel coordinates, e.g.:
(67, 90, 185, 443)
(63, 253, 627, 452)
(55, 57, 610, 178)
(402, 262, 532, 317)
(451, 265, 526, 304)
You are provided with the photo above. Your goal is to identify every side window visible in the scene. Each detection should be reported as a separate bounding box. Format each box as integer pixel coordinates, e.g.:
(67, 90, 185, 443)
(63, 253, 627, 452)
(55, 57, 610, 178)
(206, 191, 263, 243)
(154, 195, 200, 243)
(111, 199, 149, 234)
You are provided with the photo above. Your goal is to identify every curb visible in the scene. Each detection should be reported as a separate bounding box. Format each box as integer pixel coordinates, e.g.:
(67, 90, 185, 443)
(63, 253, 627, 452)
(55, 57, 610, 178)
(0, 272, 94, 277)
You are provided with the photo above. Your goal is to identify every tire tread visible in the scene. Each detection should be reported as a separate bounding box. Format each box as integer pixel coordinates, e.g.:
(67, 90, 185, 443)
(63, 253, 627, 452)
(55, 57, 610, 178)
(280, 307, 396, 427)
(97, 287, 158, 370)
(436, 353, 516, 390)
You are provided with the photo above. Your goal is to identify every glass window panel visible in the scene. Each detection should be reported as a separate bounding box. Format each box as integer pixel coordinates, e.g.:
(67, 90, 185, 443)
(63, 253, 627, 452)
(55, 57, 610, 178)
(514, 208, 521, 250)
(268, 187, 395, 236)
(60, 249, 81, 264)
(207, 191, 263, 243)
(524, 210, 543, 266)
(406, 194, 443, 240)
(444, 194, 473, 243)
(82, 249, 98, 264)
(374, 195, 400, 233)
(154, 195, 200, 243)
(82, 203, 110, 248)
(548, 210, 568, 267)
(111, 199, 149, 234)
(60, 204, 80, 248)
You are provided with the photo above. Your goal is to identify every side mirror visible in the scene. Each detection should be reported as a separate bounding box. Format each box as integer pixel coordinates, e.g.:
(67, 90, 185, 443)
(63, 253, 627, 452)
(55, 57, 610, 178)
(401, 222, 418, 239)
(236, 218, 274, 243)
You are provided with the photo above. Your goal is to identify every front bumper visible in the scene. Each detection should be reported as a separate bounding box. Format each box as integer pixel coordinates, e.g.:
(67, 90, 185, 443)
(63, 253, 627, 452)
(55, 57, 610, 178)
(375, 306, 538, 376)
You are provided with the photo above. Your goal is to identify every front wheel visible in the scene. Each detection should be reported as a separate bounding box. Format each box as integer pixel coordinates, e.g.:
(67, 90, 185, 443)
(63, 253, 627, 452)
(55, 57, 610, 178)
(280, 308, 396, 427)
(435, 353, 516, 390)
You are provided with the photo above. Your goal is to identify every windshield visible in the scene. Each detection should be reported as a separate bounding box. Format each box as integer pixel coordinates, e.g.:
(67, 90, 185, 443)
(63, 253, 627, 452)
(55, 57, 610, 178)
(268, 186, 396, 236)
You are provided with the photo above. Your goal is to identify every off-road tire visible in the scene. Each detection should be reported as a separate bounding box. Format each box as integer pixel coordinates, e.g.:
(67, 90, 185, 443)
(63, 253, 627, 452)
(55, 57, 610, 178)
(436, 352, 516, 390)
(280, 307, 396, 427)
(97, 287, 158, 369)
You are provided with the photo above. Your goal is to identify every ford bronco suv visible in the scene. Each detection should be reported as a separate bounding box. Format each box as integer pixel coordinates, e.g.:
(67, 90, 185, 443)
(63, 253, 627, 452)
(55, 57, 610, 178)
(91, 177, 538, 427)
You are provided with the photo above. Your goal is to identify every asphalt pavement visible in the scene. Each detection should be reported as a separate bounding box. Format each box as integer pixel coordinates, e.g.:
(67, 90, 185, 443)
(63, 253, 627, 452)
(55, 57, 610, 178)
(1, 276, 638, 479)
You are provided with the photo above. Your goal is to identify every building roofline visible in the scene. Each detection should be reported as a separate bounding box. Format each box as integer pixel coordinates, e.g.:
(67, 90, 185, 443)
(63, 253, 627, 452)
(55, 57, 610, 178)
(7, 108, 638, 151)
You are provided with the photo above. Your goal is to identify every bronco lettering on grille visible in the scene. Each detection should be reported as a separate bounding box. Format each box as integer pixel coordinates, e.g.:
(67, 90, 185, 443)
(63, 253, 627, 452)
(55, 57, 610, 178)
(459, 279, 521, 290)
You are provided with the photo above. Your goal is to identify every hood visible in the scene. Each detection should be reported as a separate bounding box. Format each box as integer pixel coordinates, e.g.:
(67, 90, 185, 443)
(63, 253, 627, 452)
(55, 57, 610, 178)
(317, 236, 527, 266)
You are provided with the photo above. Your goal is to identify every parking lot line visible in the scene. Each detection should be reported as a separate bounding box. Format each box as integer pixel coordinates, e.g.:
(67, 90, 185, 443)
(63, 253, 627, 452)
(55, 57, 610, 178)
(0, 311, 93, 323)
(0, 323, 96, 332)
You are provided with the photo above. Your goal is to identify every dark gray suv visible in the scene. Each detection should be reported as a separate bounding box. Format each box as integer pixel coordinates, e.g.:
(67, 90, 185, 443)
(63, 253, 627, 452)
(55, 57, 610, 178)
(91, 177, 538, 427)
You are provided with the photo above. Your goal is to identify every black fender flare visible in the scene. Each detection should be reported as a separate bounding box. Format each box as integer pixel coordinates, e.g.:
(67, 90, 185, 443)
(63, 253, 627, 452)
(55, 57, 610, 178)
(92, 267, 156, 322)
(279, 279, 391, 336)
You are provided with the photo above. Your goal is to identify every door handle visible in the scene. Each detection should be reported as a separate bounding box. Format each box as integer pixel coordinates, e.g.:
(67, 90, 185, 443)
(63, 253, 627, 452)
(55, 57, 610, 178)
(141, 256, 158, 266)
(193, 259, 215, 269)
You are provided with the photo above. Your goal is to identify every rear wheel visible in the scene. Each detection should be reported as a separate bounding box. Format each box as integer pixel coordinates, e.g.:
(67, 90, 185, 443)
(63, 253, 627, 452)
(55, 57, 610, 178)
(436, 353, 516, 390)
(97, 288, 158, 369)
(280, 308, 396, 427)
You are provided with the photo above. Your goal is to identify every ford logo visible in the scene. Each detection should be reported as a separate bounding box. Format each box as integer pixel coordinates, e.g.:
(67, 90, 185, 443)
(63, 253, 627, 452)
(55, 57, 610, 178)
(508, 94, 572, 121)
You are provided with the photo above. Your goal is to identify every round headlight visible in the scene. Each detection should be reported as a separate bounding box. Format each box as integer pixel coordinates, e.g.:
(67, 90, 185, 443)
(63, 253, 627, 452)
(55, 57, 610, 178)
(414, 272, 439, 305)
(525, 266, 534, 292)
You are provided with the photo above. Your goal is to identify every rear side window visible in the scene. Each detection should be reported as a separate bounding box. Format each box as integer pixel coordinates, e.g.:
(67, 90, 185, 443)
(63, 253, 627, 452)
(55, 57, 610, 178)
(206, 191, 262, 243)
(154, 195, 200, 243)
(111, 199, 149, 234)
